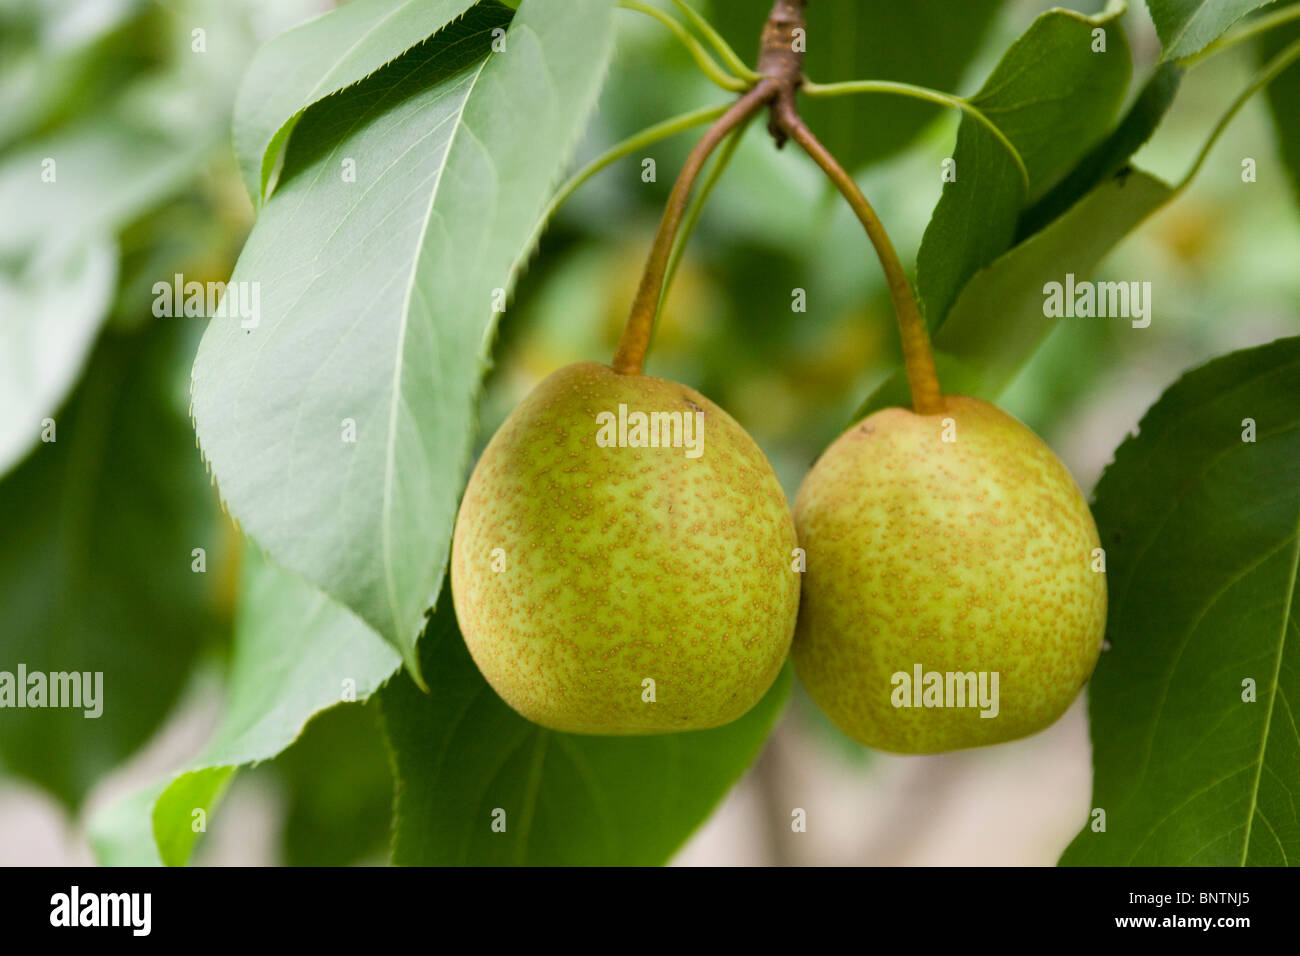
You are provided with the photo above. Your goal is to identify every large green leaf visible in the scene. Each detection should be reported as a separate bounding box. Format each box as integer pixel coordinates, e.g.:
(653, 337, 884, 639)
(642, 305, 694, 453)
(1147, 0, 1277, 61)
(192, 0, 616, 678)
(1062, 336, 1300, 865)
(857, 168, 1174, 419)
(1259, 2, 1300, 203)
(710, 0, 1003, 171)
(88, 547, 400, 866)
(928, 169, 1173, 396)
(916, 1, 1131, 329)
(233, 0, 480, 204)
(0, 320, 224, 808)
(379, 580, 790, 865)
(0, 240, 116, 476)
(1018, 61, 1183, 240)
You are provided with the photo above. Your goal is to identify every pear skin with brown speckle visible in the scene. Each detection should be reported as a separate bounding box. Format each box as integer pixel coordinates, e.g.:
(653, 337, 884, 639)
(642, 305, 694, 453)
(452, 361, 800, 734)
(792, 396, 1106, 753)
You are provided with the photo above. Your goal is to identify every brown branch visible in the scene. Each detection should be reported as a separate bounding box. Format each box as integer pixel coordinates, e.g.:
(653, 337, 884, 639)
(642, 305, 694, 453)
(755, 0, 808, 147)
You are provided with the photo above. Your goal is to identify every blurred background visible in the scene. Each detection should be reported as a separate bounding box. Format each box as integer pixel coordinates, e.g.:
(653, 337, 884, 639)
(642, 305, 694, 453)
(1, 0, 1296, 865)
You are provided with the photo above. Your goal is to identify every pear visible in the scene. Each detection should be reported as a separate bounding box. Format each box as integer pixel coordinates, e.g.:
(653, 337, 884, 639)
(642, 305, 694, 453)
(451, 361, 799, 734)
(792, 395, 1106, 753)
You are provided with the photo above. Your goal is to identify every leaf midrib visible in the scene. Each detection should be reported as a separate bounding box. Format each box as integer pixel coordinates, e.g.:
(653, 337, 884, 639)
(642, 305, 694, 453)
(1120, 442, 1299, 800)
(382, 45, 494, 650)
(1239, 505, 1300, 864)
(513, 731, 550, 864)
(258, 0, 475, 200)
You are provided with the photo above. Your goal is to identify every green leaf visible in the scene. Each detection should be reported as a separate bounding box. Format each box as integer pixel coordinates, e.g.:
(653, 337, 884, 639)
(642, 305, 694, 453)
(88, 547, 400, 866)
(1147, 0, 1277, 61)
(153, 766, 233, 866)
(914, 122, 1024, 331)
(916, 1, 1131, 329)
(0, 240, 116, 477)
(379, 580, 790, 865)
(232, 0, 480, 204)
(1061, 336, 1300, 865)
(858, 168, 1174, 420)
(929, 169, 1173, 396)
(0, 320, 223, 808)
(1259, 3, 1300, 202)
(192, 0, 616, 678)
(1018, 61, 1183, 240)
(710, 0, 1003, 170)
(152, 550, 399, 867)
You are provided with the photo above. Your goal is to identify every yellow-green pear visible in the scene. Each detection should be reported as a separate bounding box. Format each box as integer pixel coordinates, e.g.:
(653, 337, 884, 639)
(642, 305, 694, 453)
(452, 361, 799, 734)
(793, 395, 1106, 753)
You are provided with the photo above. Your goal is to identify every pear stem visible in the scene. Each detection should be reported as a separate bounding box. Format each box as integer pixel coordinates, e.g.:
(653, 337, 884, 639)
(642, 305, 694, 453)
(612, 79, 776, 375)
(772, 100, 943, 414)
(614, 0, 943, 415)
(614, 0, 808, 376)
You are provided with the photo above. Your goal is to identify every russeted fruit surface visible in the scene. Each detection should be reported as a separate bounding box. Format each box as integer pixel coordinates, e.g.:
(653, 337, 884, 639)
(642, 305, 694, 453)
(793, 395, 1106, 753)
(452, 361, 799, 735)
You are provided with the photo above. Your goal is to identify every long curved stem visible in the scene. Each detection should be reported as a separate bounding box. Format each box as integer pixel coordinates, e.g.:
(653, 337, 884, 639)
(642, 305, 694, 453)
(618, 0, 749, 92)
(1177, 36, 1300, 192)
(671, 0, 762, 82)
(613, 80, 777, 374)
(776, 105, 943, 414)
(540, 103, 728, 228)
(801, 78, 1029, 189)
(654, 116, 754, 334)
